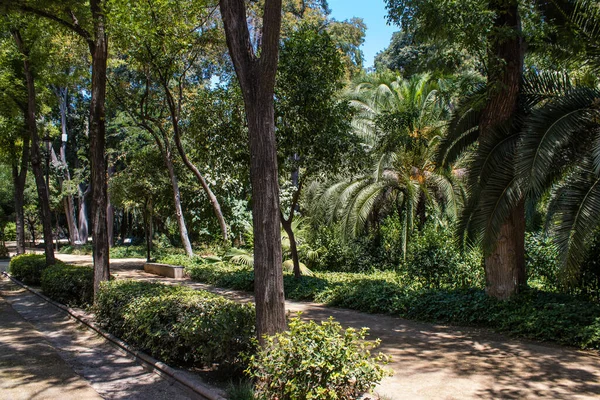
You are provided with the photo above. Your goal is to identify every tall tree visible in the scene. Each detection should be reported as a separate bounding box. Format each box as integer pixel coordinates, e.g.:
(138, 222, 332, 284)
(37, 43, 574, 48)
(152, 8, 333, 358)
(276, 24, 357, 278)
(386, 0, 527, 299)
(0, 31, 29, 255)
(12, 27, 55, 265)
(219, 0, 287, 339)
(110, 0, 228, 246)
(7, 0, 111, 295)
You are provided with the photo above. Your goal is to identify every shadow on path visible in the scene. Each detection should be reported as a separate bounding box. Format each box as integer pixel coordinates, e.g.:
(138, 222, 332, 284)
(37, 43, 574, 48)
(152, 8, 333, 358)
(0, 276, 197, 400)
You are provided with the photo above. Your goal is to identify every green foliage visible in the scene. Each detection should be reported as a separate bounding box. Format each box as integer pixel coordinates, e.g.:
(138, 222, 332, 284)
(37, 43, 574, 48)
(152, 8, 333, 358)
(59, 244, 93, 255)
(226, 380, 254, 400)
(9, 254, 48, 285)
(95, 280, 255, 371)
(247, 316, 391, 400)
(404, 288, 600, 349)
(403, 224, 484, 289)
(525, 232, 560, 291)
(276, 24, 358, 181)
(40, 264, 93, 307)
(3, 222, 16, 241)
(165, 254, 600, 349)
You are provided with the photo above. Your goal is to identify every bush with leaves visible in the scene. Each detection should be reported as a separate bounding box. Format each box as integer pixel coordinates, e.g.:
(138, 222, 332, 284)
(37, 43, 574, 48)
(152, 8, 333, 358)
(247, 316, 391, 400)
(9, 254, 50, 285)
(95, 280, 255, 371)
(403, 224, 483, 289)
(41, 264, 94, 307)
(525, 232, 561, 291)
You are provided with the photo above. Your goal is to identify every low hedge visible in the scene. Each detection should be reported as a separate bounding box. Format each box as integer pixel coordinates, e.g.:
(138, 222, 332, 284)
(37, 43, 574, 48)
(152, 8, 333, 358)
(158, 255, 600, 350)
(9, 254, 51, 285)
(95, 280, 255, 370)
(41, 264, 94, 307)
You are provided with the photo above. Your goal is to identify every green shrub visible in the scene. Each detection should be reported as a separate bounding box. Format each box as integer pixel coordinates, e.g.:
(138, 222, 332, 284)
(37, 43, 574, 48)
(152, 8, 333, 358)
(41, 264, 94, 307)
(525, 232, 561, 291)
(247, 316, 391, 400)
(3, 222, 16, 241)
(9, 254, 49, 285)
(96, 280, 255, 370)
(579, 231, 600, 301)
(403, 225, 484, 289)
(95, 280, 185, 337)
(59, 244, 93, 255)
(307, 225, 389, 272)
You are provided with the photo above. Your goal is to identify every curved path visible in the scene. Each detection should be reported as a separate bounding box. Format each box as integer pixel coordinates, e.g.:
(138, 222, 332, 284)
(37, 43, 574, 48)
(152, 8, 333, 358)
(53, 253, 600, 399)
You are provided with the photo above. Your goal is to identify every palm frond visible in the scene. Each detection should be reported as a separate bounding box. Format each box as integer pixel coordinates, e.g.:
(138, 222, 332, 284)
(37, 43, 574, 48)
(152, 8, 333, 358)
(517, 88, 600, 199)
(282, 259, 313, 276)
(547, 160, 600, 284)
(224, 247, 254, 267)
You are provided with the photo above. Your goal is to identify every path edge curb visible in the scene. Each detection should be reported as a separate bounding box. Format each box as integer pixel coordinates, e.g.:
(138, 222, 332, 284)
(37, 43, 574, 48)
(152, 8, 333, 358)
(1, 271, 227, 400)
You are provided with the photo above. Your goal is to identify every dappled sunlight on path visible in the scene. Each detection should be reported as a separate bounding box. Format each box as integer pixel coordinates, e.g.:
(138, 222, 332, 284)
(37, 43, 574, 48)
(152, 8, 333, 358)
(0, 273, 198, 400)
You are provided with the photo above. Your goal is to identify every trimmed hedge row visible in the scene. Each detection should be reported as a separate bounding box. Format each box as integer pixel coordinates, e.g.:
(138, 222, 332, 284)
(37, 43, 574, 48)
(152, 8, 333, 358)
(95, 280, 256, 370)
(158, 255, 600, 350)
(41, 263, 94, 307)
(9, 254, 49, 285)
(8, 254, 94, 307)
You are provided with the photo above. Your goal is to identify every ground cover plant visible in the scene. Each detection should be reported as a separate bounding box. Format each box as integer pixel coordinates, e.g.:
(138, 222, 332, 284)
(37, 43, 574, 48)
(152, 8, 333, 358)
(158, 254, 600, 350)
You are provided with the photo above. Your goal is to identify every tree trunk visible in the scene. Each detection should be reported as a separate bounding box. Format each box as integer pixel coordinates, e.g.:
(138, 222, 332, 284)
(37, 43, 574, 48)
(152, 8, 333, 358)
(89, 0, 110, 297)
(479, 0, 525, 299)
(12, 126, 29, 255)
(163, 146, 194, 257)
(220, 0, 287, 340)
(13, 29, 55, 266)
(281, 219, 301, 279)
(172, 126, 229, 244)
(78, 184, 89, 244)
(107, 163, 115, 248)
(143, 199, 153, 262)
(56, 88, 80, 245)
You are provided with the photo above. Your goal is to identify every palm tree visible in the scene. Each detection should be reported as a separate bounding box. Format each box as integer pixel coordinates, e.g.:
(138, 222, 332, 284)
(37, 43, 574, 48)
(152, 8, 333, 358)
(310, 73, 463, 259)
(437, 0, 600, 286)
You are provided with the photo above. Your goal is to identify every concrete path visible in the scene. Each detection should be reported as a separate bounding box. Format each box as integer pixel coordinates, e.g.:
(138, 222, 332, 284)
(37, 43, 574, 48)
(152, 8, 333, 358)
(52, 253, 600, 399)
(0, 274, 200, 400)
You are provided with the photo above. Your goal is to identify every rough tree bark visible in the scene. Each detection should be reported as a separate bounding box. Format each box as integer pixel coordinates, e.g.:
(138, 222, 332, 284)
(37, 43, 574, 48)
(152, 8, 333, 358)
(89, 0, 110, 296)
(107, 163, 115, 247)
(78, 183, 90, 244)
(479, 0, 525, 300)
(13, 29, 55, 266)
(220, 0, 287, 339)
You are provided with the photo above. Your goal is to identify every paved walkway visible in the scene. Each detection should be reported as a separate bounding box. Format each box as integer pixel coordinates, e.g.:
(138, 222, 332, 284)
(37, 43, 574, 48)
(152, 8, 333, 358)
(55, 254, 600, 399)
(0, 271, 201, 400)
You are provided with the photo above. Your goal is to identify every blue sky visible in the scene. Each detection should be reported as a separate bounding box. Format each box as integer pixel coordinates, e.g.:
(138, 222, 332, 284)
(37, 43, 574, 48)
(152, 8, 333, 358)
(327, 0, 398, 68)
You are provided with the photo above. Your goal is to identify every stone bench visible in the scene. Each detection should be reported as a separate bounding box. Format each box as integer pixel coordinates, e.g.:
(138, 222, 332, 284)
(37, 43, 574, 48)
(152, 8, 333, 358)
(143, 263, 185, 279)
